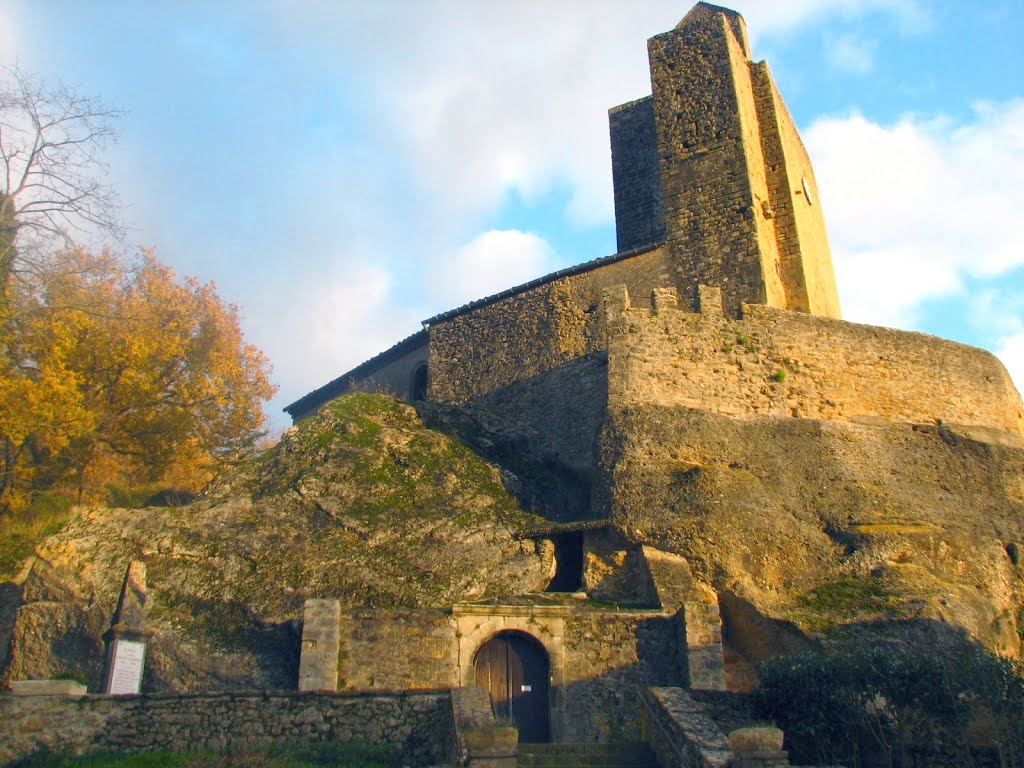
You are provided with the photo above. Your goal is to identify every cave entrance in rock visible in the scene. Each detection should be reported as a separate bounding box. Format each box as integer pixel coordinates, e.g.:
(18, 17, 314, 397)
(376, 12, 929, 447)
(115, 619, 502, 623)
(546, 532, 584, 593)
(473, 631, 551, 743)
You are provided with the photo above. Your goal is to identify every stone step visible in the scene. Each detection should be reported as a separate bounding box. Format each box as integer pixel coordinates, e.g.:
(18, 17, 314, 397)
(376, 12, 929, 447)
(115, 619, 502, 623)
(518, 742, 658, 768)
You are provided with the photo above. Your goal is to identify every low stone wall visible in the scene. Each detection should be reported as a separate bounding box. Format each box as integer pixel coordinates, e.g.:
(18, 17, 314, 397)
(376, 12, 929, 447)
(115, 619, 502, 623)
(0, 689, 451, 766)
(643, 687, 732, 768)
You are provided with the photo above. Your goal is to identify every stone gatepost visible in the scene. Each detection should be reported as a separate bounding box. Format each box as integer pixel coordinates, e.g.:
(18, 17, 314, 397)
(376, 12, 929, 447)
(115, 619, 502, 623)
(103, 560, 151, 695)
(298, 599, 341, 691)
(682, 601, 727, 691)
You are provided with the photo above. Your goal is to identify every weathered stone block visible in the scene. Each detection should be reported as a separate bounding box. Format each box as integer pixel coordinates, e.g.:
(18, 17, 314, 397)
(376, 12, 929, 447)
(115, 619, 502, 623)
(10, 679, 88, 697)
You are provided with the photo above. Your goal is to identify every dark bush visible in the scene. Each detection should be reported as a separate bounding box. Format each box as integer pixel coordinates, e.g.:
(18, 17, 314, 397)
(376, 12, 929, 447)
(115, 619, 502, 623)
(754, 648, 1024, 767)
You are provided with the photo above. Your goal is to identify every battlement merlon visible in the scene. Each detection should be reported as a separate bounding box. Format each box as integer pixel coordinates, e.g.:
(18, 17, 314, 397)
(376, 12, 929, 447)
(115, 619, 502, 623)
(610, 3, 841, 321)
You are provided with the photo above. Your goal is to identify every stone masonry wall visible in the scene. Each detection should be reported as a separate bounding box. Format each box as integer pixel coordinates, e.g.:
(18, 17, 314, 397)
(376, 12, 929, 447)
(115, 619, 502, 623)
(605, 285, 1024, 435)
(349, 341, 429, 403)
(0, 690, 452, 766)
(428, 244, 669, 404)
(468, 354, 609, 521)
(648, 10, 779, 318)
(324, 604, 688, 745)
(561, 611, 683, 742)
(339, 609, 456, 691)
(752, 61, 840, 318)
(609, 96, 667, 252)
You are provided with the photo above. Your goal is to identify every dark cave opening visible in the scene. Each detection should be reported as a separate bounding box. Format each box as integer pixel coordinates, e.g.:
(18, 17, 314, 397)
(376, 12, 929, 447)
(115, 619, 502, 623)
(546, 532, 584, 593)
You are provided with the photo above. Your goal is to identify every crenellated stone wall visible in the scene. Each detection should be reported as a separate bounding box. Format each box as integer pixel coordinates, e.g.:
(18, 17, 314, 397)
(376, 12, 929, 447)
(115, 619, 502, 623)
(604, 285, 1024, 435)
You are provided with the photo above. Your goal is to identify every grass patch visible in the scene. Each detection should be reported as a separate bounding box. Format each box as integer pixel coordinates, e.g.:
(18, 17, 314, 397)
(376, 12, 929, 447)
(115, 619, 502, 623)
(0, 492, 77, 579)
(11, 740, 406, 768)
(786, 576, 902, 632)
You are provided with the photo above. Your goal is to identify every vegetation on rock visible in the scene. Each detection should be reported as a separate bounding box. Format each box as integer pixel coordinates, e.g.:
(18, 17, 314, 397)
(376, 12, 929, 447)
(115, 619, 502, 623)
(2, 393, 548, 691)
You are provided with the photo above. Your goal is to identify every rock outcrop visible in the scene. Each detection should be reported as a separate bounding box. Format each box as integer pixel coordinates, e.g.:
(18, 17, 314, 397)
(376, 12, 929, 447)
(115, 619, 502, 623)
(2, 389, 1023, 694)
(1, 394, 550, 691)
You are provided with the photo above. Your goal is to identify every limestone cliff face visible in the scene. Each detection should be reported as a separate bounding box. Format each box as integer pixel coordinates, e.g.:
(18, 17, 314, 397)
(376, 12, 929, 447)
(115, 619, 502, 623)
(597, 405, 1024, 658)
(1, 394, 550, 692)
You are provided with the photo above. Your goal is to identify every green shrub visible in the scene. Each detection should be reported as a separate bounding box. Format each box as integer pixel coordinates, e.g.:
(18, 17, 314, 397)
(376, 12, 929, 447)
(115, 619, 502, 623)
(754, 648, 1024, 767)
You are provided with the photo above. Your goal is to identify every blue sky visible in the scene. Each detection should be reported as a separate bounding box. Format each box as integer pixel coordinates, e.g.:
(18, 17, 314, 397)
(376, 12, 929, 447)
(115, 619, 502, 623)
(2, 1, 1023, 431)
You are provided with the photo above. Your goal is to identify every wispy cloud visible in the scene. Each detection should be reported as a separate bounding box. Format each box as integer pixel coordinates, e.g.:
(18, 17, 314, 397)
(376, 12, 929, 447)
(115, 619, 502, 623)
(827, 34, 876, 73)
(427, 229, 555, 310)
(807, 99, 1024, 329)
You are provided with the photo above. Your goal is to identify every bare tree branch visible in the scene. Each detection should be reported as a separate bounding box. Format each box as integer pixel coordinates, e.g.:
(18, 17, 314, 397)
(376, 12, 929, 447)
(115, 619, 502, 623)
(0, 65, 125, 303)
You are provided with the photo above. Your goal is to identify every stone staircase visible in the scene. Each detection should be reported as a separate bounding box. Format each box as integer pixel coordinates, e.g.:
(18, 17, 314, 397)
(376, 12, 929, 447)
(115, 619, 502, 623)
(518, 742, 659, 768)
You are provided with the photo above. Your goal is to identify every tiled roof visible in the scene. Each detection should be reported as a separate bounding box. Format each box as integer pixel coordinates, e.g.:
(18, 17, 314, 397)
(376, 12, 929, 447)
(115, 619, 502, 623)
(423, 240, 664, 326)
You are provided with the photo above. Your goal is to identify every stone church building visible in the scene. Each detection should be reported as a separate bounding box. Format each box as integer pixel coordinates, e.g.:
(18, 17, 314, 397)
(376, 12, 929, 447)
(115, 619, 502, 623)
(284, 0, 1023, 752)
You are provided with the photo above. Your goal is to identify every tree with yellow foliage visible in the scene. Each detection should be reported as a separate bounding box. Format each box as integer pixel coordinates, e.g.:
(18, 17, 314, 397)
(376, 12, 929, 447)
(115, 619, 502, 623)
(0, 248, 277, 513)
(0, 67, 276, 515)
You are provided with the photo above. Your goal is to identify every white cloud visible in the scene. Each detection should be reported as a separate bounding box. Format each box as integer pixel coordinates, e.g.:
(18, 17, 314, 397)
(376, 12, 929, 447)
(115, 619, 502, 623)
(996, 333, 1024, 399)
(806, 100, 1024, 328)
(427, 229, 554, 309)
(0, 4, 22, 62)
(738, 0, 929, 39)
(264, 0, 926, 234)
(827, 34, 875, 73)
(250, 259, 424, 424)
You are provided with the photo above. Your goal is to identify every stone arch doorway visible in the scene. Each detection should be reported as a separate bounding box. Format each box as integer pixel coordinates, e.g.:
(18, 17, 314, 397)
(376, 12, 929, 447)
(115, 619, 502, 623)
(409, 363, 428, 402)
(473, 631, 551, 743)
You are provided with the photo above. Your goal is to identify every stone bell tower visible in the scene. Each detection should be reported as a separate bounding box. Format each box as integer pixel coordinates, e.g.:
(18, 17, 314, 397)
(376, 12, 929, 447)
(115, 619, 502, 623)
(610, 2, 841, 319)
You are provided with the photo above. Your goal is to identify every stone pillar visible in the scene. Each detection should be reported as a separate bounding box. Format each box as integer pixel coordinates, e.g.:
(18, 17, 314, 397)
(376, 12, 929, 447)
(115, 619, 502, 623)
(103, 560, 151, 695)
(298, 599, 341, 691)
(682, 601, 726, 691)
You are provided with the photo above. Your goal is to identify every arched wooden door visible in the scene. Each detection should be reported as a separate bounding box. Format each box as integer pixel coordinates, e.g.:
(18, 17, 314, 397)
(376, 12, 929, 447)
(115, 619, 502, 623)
(473, 632, 550, 743)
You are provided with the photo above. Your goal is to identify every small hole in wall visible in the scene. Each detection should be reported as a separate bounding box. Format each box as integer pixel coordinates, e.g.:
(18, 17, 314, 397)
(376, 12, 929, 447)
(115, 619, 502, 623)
(546, 532, 584, 593)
